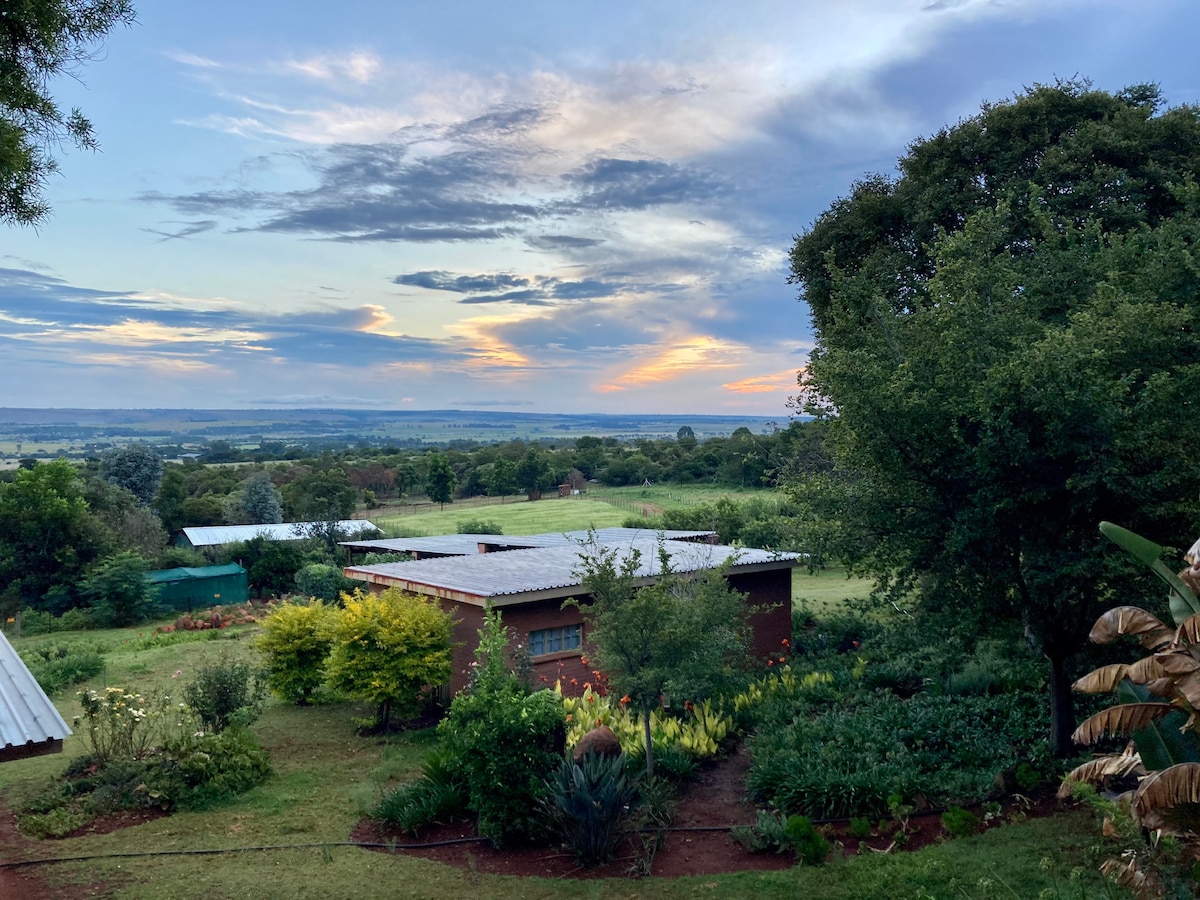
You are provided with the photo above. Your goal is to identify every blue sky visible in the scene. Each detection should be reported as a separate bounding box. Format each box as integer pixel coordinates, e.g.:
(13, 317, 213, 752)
(4, 0, 1197, 414)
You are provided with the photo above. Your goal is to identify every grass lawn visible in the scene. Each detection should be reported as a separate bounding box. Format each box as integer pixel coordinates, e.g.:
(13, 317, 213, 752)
(369, 484, 776, 538)
(0, 620, 1128, 898)
(369, 496, 630, 536)
(791, 567, 876, 614)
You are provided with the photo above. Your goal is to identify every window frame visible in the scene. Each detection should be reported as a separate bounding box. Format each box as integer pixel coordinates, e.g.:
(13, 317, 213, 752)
(528, 623, 582, 658)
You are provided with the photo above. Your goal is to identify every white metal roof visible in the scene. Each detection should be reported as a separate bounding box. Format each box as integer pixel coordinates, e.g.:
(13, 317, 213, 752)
(340, 527, 717, 557)
(346, 536, 797, 607)
(182, 521, 381, 547)
(0, 632, 72, 763)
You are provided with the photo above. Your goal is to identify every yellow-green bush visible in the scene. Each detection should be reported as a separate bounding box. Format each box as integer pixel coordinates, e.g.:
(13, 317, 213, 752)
(256, 599, 337, 704)
(327, 588, 452, 730)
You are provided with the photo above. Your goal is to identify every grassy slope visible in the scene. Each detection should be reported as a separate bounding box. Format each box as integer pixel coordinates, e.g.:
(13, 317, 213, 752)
(1, 618, 1125, 899)
(0, 492, 1115, 897)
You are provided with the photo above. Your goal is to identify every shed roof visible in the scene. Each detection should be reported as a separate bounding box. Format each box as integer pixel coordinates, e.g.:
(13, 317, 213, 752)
(346, 536, 797, 607)
(181, 521, 381, 547)
(0, 632, 72, 763)
(340, 527, 716, 558)
(146, 563, 247, 584)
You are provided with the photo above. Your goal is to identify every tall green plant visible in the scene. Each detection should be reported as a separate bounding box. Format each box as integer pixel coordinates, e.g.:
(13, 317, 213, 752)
(575, 539, 750, 777)
(438, 606, 566, 846)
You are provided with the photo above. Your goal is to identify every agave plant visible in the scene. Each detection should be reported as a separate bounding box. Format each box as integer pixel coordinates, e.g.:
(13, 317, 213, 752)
(1061, 523, 1200, 842)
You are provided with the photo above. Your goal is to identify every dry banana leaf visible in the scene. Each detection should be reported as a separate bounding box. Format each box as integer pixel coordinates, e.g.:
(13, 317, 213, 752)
(1072, 665, 1130, 694)
(1090, 607, 1173, 649)
(1144, 677, 1178, 698)
(1099, 856, 1156, 899)
(1176, 614, 1200, 645)
(1127, 656, 1167, 684)
(1058, 751, 1143, 798)
(1155, 650, 1200, 676)
(1072, 703, 1174, 745)
(1173, 672, 1200, 710)
(1132, 763, 1200, 827)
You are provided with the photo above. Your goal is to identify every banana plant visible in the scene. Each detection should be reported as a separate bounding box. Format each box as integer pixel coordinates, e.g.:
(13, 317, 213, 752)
(1061, 524, 1200, 847)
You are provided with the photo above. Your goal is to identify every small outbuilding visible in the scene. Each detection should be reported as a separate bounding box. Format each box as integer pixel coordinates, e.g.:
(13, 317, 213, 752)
(344, 529, 796, 697)
(0, 632, 72, 763)
(146, 563, 248, 612)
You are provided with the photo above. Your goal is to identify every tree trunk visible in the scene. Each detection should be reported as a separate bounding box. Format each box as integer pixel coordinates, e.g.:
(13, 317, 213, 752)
(1048, 654, 1075, 758)
(642, 709, 655, 778)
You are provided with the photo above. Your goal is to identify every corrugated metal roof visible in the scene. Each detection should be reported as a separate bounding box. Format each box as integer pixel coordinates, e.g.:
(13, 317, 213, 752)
(347, 537, 797, 604)
(0, 632, 72, 762)
(182, 521, 381, 547)
(341, 527, 716, 557)
(147, 563, 247, 584)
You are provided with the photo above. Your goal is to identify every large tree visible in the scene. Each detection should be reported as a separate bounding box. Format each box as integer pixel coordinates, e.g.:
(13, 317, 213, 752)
(1, 0, 135, 225)
(788, 81, 1200, 756)
(99, 443, 163, 505)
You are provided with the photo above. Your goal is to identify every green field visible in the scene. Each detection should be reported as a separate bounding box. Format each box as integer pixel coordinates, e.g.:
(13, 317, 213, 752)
(0, 621, 1119, 899)
(369, 496, 630, 536)
(366, 484, 768, 537)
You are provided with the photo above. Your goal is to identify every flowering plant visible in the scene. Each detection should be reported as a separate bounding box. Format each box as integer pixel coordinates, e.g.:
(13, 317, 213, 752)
(75, 686, 194, 764)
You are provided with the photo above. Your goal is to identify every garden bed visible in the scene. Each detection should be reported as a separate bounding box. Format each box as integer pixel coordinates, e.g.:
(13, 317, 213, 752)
(352, 746, 1069, 878)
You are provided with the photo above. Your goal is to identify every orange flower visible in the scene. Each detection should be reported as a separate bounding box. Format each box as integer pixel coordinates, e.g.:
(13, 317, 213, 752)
(580, 656, 590, 666)
(570, 677, 578, 686)
(566, 714, 573, 722)
(781, 638, 791, 648)
(586, 691, 595, 702)
(619, 695, 631, 706)
(767, 659, 775, 666)
(539, 675, 548, 683)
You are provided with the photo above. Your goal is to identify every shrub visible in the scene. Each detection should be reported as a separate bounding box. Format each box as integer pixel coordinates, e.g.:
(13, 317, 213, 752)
(58, 607, 95, 631)
(940, 806, 981, 839)
(327, 588, 453, 731)
(731, 809, 792, 854)
(294, 563, 358, 602)
(20, 642, 104, 694)
(257, 599, 336, 704)
(785, 814, 830, 866)
(373, 749, 469, 837)
(456, 519, 503, 534)
(182, 653, 266, 733)
(82, 551, 162, 627)
(439, 607, 566, 846)
(545, 751, 637, 866)
(152, 727, 272, 810)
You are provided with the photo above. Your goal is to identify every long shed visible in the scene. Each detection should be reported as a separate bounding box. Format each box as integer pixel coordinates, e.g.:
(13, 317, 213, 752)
(146, 563, 248, 612)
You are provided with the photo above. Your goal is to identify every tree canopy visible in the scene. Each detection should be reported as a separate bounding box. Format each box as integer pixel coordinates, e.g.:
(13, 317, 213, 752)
(788, 81, 1200, 756)
(1, 0, 135, 225)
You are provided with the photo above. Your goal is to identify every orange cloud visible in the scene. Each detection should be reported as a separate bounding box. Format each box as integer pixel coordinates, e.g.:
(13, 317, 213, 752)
(607, 335, 741, 389)
(722, 368, 803, 394)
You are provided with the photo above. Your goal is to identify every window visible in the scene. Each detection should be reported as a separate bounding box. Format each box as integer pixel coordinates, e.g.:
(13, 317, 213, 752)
(529, 624, 582, 657)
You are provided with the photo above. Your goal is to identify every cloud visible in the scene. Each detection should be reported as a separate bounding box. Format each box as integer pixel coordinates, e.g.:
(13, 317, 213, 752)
(722, 369, 801, 394)
(394, 269, 644, 306)
(284, 51, 383, 85)
(562, 157, 725, 211)
(141, 220, 218, 242)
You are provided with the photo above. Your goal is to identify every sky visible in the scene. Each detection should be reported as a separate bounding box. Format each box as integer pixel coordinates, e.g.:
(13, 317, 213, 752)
(3, 0, 1198, 415)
